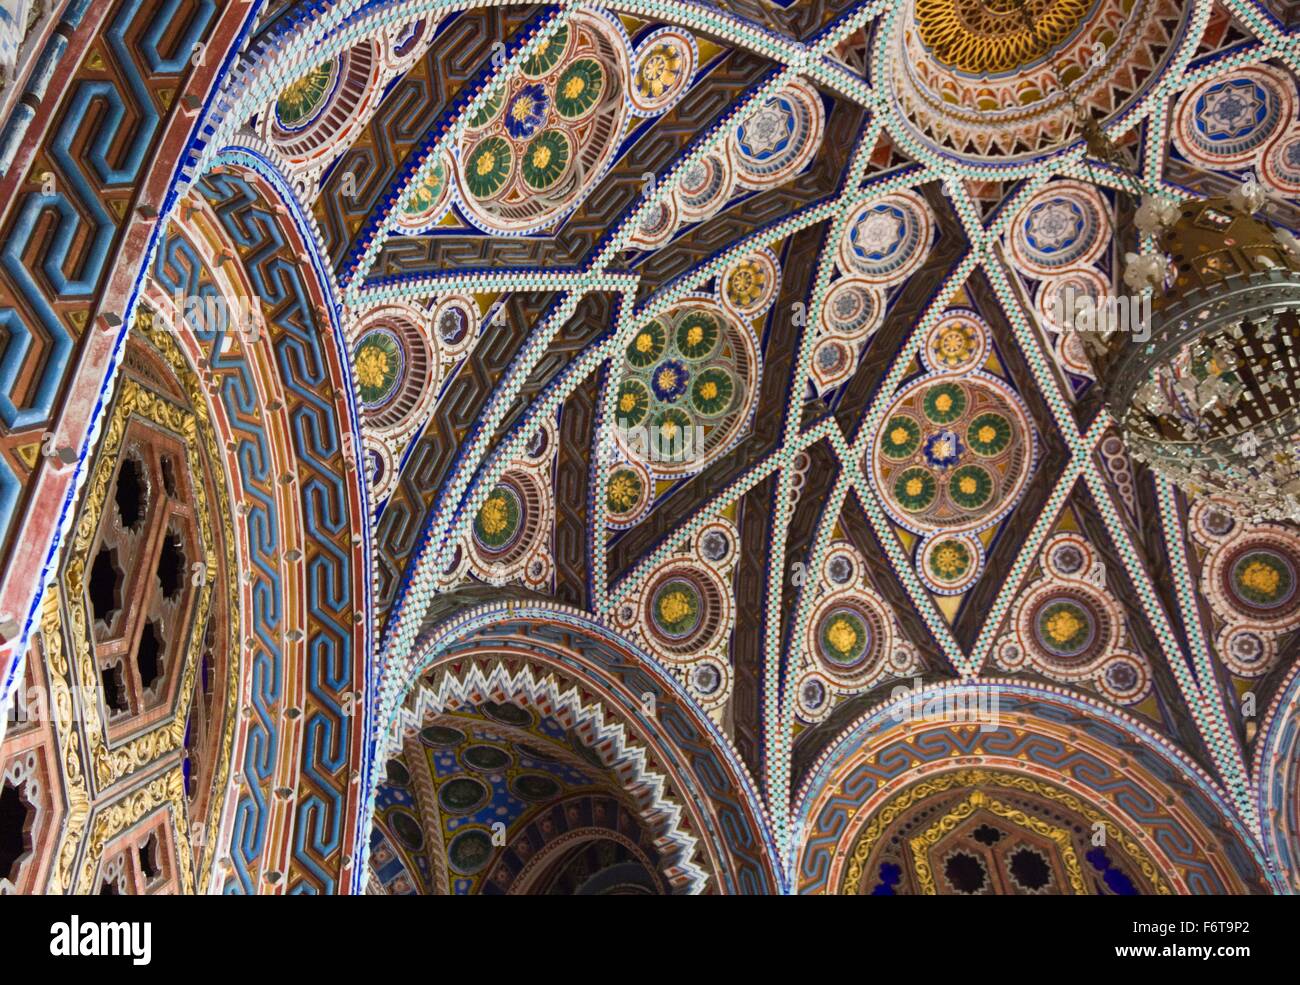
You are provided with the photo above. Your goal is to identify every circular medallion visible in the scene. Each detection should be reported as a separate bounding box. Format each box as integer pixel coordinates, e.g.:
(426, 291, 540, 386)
(650, 577, 702, 639)
(354, 329, 404, 408)
(462, 744, 512, 772)
(432, 295, 478, 356)
(807, 591, 892, 686)
(464, 135, 514, 200)
(924, 310, 989, 374)
(1010, 181, 1109, 277)
(439, 776, 491, 813)
(872, 369, 1034, 536)
(838, 191, 933, 285)
(689, 661, 725, 699)
(1016, 582, 1118, 678)
(818, 607, 872, 668)
(511, 773, 562, 801)
(1034, 596, 1096, 660)
(1219, 626, 1273, 677)
(474, 482, 523, 553)
(677, 151, 735, 222)
(1097, 654, 1151, 704)
(454, 11, 629, 235)
(612, 299, 759, 477)
(729, 77, 825, 188)
(554, 58, 605, 120)
(1035, 266, 1110, 335)
(720, 249, 780, 319)
(606, 464, 649, 523)
(821, 277, 885, 338)
(504, 83, 550, 139)
(521, 129, 572, 190)
(630, 28, 697, 116)
(881, 415, 923, 461)
(397, 150, 454, 230)
(1173, 66, 1295, 168)
(642, 564, 726, 657)
(448, 828, 495, 874)
(1228, 548, 1298, 614)
(920, 534, 983, 594)
(628, 194, 679, 250)
(352, 305, 438, 436)
(1261, 124, 1300, 196)
(795, 671, 832, 722)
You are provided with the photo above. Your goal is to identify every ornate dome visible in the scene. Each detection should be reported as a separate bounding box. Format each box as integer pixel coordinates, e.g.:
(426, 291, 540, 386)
(883, 0, 1193, 163)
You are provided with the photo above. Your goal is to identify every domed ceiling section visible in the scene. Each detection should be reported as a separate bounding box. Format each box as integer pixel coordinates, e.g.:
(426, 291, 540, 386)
(882, 0, 1194, 163)
(0, 0, 1298, 896)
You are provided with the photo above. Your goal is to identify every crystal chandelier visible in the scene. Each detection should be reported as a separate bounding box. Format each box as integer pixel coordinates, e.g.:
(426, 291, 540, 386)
(1012, 1, 1300, 521)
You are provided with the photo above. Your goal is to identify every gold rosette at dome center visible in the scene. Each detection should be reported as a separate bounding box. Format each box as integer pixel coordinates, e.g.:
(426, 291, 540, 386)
(915, 0, 1094, 75)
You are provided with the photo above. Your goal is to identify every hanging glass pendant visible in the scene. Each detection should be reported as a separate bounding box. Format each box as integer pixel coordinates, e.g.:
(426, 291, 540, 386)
(1081, 196, 1300, 521)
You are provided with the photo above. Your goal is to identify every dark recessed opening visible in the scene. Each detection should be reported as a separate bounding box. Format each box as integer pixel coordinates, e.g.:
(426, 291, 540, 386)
(157, 533, 185, 602)
(160, 456, 178, 498)
(1008, 847, 1052, 891)
(114, 457, 147, 531)
(944, 851, 987, 894)
(89, 547, 122, 626)
(138, 834, 160, 882)
(136, 620, 164, 693)
(101, 664, 128, 715)
(98, 879, 119, 895)
(0, 781, 33, 882)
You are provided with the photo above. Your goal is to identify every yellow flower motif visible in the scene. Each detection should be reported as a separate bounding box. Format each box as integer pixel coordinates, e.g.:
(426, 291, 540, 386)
(934, 545, 964, 575)
(475, 150, 497, 176)
(938, 328, 969, 359)
(638, 46, 681, 97)
(619, 392, 638, 413)
(658, 590, 693, 625)
(355, 346, 391, 389)
(531, 144, 552, 169)
(958, 475, 978, 495)
(906, 477, 924, 497)
(825, 617, 858, 654)
(1045, 608, 1084, 644)
(657, 367, 679, 392)
(699, 381, 718, 401)
(563, 76, 585, 100)
(890, 426, 911, 447)
(608, 473, 639, 509)
(935, 393, 953, 413)
(635, 332, 654, 353)
(978, 425, 997, 444)
(510, 97, 535, 122)
(931, 437, 953, 460)
(686, 325, 704, 347)
(727, 263, 764, 308)
(1240, 560, 1281, 596)
(660, 418, 679, 440)
(478, 495, 509, 536)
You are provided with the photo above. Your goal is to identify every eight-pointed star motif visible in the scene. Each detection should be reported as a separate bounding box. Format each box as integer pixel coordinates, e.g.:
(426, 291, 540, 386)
(1197, 81, 1264, 138)
(740, 100, 793, 157)
(1027, 201, 1083, 252)
(853, 210, 904, 259)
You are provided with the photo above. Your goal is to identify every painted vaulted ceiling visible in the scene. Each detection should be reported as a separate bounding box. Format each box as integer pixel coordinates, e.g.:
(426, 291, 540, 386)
(0, 0, 1298, 895)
